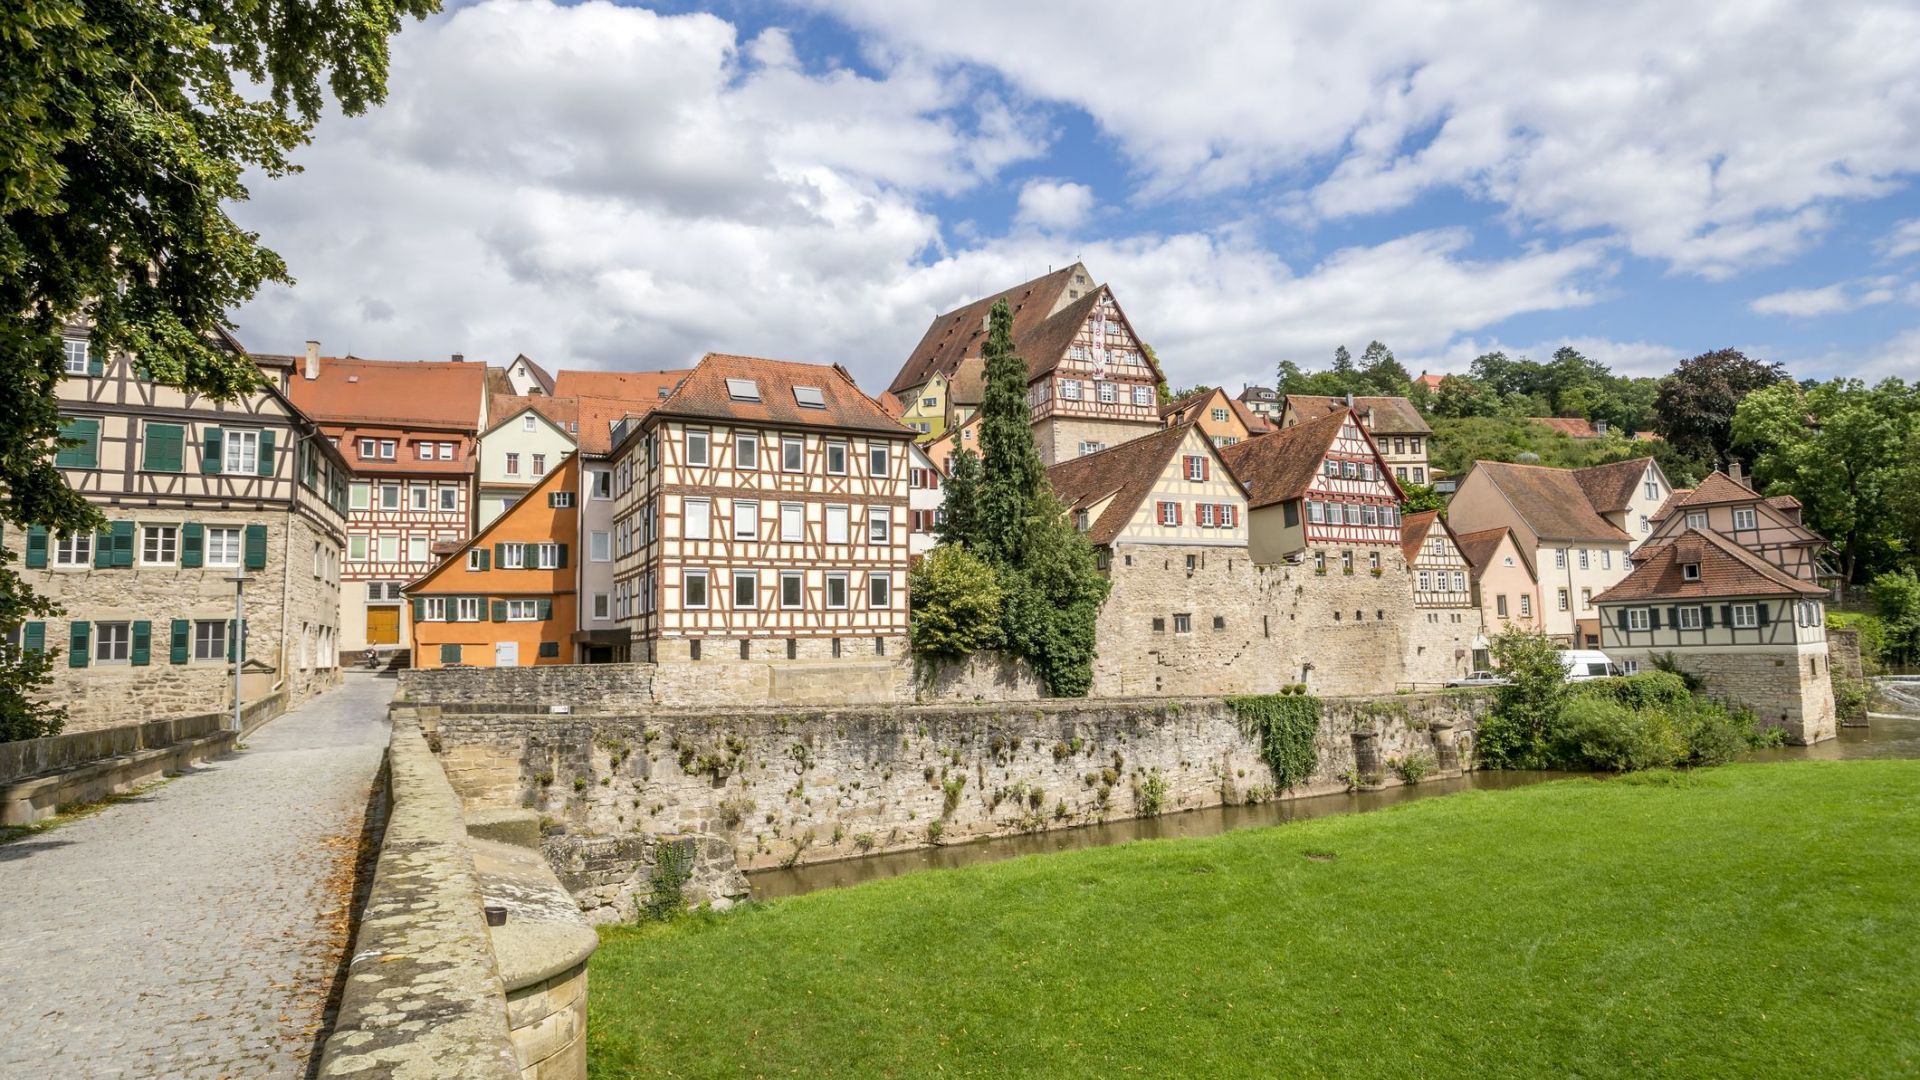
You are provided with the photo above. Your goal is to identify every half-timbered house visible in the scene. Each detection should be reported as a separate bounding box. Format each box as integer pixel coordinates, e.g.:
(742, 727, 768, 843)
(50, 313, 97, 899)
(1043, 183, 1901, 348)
(887, 263, 1166, 466)
(476, 394, 579, 529)
(1595, 527, 1834, 744)
(1280, 395, 1433, 485)
(282, 343, 488, 658)
(907, 443, 946, 560)
(1161, 386, 1257, 448)
(609, 354, 915, 662)
(1644, 469, 1825, 578)
(405, 455, 579, 669)
(1400, 511, 1481, 684)
(6, 328, 351, 731)
(1218, 410, 1407, 568)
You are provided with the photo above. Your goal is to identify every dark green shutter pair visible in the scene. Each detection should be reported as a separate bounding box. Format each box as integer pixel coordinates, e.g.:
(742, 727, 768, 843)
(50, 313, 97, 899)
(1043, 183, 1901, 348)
(143, 424, 186, 472)
(198, 428, 276, 476)
(55, 418, 100, 469)
(537, 641, 560, 658)
(244, 524, 268, 569)
(25, 526, 49, 568)
(63, 621, 152, 665)
(469, 549, 490, 571)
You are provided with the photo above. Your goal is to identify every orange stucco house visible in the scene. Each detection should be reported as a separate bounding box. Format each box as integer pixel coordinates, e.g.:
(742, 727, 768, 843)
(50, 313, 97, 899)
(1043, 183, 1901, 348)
(405, 454, 580, 668)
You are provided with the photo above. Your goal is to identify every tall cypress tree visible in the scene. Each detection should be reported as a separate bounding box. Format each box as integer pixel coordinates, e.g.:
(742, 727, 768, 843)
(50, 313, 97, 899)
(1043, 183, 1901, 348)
(976, 298, 1047, 565)
(935, 447, 983, 549)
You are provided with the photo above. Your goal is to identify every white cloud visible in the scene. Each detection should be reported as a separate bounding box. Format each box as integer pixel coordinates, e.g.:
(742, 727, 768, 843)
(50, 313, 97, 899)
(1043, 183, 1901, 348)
(1881, 218, 1920, 260)
(1014, 179, 1094, 230)
(230, 0, 1620, 397)
(1407, 336, 1688, 381)
(811, 0, 1920, 278)
(1750, 276, 1913, 317)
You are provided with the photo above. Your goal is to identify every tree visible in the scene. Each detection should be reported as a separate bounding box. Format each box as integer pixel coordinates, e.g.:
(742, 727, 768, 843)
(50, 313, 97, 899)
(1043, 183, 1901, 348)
(1431, 374, 1498, 419)
(1475, 628, 1569, 769)
(1359, 340, 1411, 396)
(2, 0, 438, 738)
(1399, 483, 1445, 514)
(1871, 568, 1920, 667)
(998, 508, 1110, 697)
(909, 546, 1005, 657)
(975, 299, 1048, 565)
(935, 448, 983, 549)
(1655, 349, 1787, 469)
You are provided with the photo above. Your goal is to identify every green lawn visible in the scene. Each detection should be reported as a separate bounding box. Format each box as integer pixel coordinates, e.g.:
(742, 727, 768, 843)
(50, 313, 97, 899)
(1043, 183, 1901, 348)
(589, 762, 1920, 1079)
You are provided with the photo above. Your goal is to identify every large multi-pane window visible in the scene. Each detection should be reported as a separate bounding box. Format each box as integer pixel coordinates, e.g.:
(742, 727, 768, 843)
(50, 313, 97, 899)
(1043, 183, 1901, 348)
(206, 526, 242, 567)
(63, 338, 90, 375)
(141, 525, 178, 566)
(95, 622, 131, 663)
(54, 532, 92, 567)
(224, 430, 260, 474)
(194, 620, 227, 661)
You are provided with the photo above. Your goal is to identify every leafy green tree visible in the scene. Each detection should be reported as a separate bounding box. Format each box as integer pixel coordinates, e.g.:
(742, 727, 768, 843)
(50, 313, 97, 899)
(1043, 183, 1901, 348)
(1, 0, 437, 740)
(1399, 483, 1445, 514)
(1360, 340, 1411, 396)
(975, 299, 1048, 565)
(1431, 374, 1498, 418)
(1655, 348, 1787, 469)
(1870, 568, 1920, 667)
(999, 508, 1110, 697)
(935, 448, 983, 550)
(909, 545, 1005, 657)
(1733, 379, 1919, 583)
(0, 545, 62, 741)
(1475, 629, 1569, 769)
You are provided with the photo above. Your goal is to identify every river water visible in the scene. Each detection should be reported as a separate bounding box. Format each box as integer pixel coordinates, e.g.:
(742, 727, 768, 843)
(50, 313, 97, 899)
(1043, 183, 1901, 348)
(748, 678, 1920, 901)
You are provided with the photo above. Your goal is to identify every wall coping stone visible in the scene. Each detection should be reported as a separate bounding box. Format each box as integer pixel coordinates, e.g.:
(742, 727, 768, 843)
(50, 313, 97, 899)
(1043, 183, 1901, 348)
(470, 836, 599, 992)
(0, 692, 285, 785)
(317, 717, 521, 1080)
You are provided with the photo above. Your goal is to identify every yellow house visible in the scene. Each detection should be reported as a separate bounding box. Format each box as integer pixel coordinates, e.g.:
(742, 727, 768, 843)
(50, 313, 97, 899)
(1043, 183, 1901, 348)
(899, 371, 949, 439)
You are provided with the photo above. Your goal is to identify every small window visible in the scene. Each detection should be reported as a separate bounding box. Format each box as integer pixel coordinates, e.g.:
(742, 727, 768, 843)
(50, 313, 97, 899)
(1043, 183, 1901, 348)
(193, 620, 228, 661)
(1132, 385, 1152, 406)
(206, 526, 242, 567)
(1558, 588, 1570, 611)
(825, 504, 849, 544)
(1172, 613, 1192, 634)
(1682, 562, 1701, 581)
(686, 431, 710, 467)
(868, 573, 891, 608)
(466, 550, 486, 571)
(1733, 508, 1757, 530)
(411, 485, 429, 511)
(592, 593, 610, 620)
(1733, 604, 1758, 629)
(869, 445, 889, 477)
(551, 491, 574, 509)
(1628, 608, 1649, 631)
(439, 486, 458, 511)
(63, 338, 90, 375)
(736, 434, 759, 470)
(825, 573, 849, 609)
(793, 386, 826, 409)
(456, 596, 483, 622)
(141, 525, 178, 566)
(725, 378, 761, 402)
(782, 437, 804, 472)
(683, 570, 710, 609)
(95, 621, 131, 663)
(1679, 606, 1703, 630)
(505, 453, 520, 476)
(531, 453, 546, 477)
(1519, 595, 1532, 616)
(868, 508, 890, 544)
(522, 414, 537, 431)
(1496, 593, 1509, 617)
(1686, 511, 1709, 529)
(826, 441, 848, 475)
(734, 502, 759, 540)
(506, 600, 540, 621)
(780, 503, 804, 542)
(781, 571, 803, 609)
(684, 498, 711, 541)
(224, 430, 260, 474)
(732, 572, 757, 609)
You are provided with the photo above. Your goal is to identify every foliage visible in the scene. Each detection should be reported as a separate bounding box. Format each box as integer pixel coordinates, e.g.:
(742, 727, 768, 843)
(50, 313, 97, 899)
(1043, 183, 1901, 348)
(1870, 568, 1920, 667)
(909, 545, 1005, 657)
(1475, 629, 1568, 769)
(934, 448, 982, 548)
(998, 512, 1110, 696)
(1496, 670, 1773, 772)
(1134, 770, 1168, 816)
(1226, 694, 1322, 789)
(1733, 378, 1920, 583)
(975, 299, 1048, 565)
(641, 840, 693, 921)
(1827, 610, 1887, 673)
(0, 547, 62, 741)
(1549, 697, 1685, 772)
(1392, 751, 1437, 784)
(1399, 482, 1445, 514)
(589, 761, 1920, 1078)
(1655, 348, 1788, 470)
(0, 0, 436, 740)
(1277, 340, 1412, 398)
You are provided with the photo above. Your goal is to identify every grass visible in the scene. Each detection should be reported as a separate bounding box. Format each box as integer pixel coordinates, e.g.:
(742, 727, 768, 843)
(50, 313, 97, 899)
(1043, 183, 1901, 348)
(589, 762, 1920, 1079)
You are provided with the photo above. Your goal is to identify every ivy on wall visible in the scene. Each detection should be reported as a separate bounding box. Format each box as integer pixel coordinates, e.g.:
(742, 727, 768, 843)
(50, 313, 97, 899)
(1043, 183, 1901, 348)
(1227, 694, 1322, 790)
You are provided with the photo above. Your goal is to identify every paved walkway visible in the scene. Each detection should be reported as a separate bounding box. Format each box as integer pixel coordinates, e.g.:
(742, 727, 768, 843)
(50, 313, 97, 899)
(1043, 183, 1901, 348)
(0, 675, 394, 1079)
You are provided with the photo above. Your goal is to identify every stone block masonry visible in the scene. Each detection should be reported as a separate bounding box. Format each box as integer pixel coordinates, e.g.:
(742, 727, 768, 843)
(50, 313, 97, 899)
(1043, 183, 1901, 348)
(421, 691, 1488, 920)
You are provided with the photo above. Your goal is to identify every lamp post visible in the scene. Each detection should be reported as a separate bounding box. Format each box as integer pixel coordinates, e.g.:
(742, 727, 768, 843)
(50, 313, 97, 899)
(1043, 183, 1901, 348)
(226, 571, 249, 734)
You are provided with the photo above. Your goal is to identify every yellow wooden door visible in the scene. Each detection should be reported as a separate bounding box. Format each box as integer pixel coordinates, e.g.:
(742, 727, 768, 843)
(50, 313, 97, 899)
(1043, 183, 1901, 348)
(366, 607, 400, 646)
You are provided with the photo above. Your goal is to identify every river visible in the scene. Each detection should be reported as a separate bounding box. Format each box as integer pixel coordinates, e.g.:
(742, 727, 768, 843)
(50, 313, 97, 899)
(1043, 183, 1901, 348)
(747, 678, 1920, 901)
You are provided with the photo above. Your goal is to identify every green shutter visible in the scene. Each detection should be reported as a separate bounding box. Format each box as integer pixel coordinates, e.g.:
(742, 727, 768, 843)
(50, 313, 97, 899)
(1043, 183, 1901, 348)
(243, 523, 268, 569)
(227, 618, 248, 663)
(475, 549, 489, 571)
(536, 599, 553, 621)
(111, 521, 134, 567)
(69, 622, 89, 667)
(440, 643, 462, 665)
(555, 544, 568, 569)
(411, 598, 426, 621)
(169, 619, 190, 663)
(23, 622, 45, 654)
(131, 620, 151, 666)
(1756, 603, 1770, 627)
(86, 351, 103, 377)
(25, 526, 48, 568)
(181, 523, 203, 568)
(257, 430, 276, 476)
(547, 492, 558, 508)
(490, 599, 507, 622)
(1615, 609, 1628, 630)
(94, 528, 114, 568)
(56, 418, 100, 469)
(202, 427, 223, 474)
(1647, 608, 1660, 629)
(143, 423, 185, 472)
(1701, 606, 1715, 628)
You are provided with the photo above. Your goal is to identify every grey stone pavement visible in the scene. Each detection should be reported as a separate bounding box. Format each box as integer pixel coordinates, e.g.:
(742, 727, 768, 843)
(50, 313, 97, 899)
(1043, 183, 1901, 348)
(0, 675, 394, 1079)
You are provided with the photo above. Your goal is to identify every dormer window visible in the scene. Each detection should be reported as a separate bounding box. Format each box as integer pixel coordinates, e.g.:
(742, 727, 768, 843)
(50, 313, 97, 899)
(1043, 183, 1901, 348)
(1682, 562, 1701, 581)
(725, 378, 761, 402)
(1733, 508, 1757, 530)
(793, 386, 826, 409)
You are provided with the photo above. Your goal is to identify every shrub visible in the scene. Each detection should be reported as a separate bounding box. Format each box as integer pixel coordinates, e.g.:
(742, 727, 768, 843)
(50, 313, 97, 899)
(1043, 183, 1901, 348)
(1550, 697, 1683, 772)
(1134, 770, 1168, 816)
(1227, 694, 1321, 789)
(1476, 629, 1567, 769)
(1678, 700, 1757, 766)
(909, 545, 1005, 657)
(1571, 671, 1691, 713)
(641, 840, 693, 921)
(1392, 750, 1437, 784)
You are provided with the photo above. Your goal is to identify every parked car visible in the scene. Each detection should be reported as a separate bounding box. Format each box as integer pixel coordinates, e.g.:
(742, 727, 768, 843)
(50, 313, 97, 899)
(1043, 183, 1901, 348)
(1558, 649, 1628, 682)
(1446, 671, 1510, 688)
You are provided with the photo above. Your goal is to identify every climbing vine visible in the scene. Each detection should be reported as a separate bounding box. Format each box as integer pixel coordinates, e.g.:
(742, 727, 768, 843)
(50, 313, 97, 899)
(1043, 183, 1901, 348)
(1227, 694, 1322, 790)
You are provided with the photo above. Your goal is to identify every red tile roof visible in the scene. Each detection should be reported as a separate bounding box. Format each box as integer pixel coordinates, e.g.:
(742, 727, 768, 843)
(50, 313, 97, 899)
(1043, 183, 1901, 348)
(1228, 398, 1274, 434)
(284, 355, 487, 430)
(1454, 525, 1533, 581)
(946, 356, 987, 406)
(551, 368, 691, 403)
(1676, 470, 1766, 507)
(1529, 416, 1602, 438)
(574, 395, 656, 457)
(1595, 528, 1826, 603)
(1046, 425, 1234, 546)
(889, 265, 1080, 395)
(486, 393, 580, 437)
(1416, 372, 1447, 391)
(1467, 460, 1632, 543)
(1400, 510, 1442, 562)
(1218, 410, 1351, 509)
(650, 354, 910, 437)
(1651, 488, 1694, 523)
(1285, 394, 1431, 435)
(876, 391, 906, 419)
(1572, 457, 1653, 513)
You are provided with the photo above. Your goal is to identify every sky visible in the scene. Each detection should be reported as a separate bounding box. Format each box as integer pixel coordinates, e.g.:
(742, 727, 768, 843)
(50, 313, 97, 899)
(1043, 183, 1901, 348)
(228, 0, 1920, 395)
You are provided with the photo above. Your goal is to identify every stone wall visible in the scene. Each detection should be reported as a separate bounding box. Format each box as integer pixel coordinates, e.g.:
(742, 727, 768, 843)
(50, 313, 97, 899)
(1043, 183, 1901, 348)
(420, 690, 1489, 914)
(1615, 645, 1837, 745)
(1404, 608, 1479, 687)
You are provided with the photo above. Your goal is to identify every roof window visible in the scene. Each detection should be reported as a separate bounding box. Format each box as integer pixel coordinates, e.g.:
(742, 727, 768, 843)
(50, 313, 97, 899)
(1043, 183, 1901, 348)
(1682, 562, 1701, 581)
(793, 386, 826, 409)
(725, 378, 761, 402)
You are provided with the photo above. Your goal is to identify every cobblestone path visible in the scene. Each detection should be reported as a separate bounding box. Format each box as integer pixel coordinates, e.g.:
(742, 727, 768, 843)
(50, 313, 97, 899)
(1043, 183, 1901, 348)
(0, 675, 394, 1079)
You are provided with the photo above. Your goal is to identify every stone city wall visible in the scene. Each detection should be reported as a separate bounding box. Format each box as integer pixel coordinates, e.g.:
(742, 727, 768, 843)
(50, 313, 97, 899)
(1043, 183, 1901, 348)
(418, 690, 1489, 919)
(1616, 645, 1837, 745)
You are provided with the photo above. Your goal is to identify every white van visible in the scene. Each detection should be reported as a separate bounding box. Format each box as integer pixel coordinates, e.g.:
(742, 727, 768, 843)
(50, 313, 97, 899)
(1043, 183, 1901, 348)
(1557, 649, 1628, 682)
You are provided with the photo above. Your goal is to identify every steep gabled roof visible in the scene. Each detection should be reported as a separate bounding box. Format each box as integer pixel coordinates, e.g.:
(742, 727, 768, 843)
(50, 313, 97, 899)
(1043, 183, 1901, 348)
(648, 353, 909, 437)
(511, 353, 557, 394)
(284, 355, 488, 430)
(1573, 457, 1654, 514)
(1218, 410, 1351, 509)
(1014, 288, 1107, 380)
(1237, 384, 1278, 403)
(574, 395, 655, 457)
(1047, 425, 1235, 546)
(1401, 510, 1443, 562)
(1677, 470, 1768, 508)
(1468, 460, 1632, 543)
(1159, 386, 1231, 424)
(1651, 488, 1694, 523)
(1595, 528, 1826, 603)
(1454, 525, 1535, 582)
(946, 356, 988, 406)
(551, 368, 691, 403)
(1284, 394, 1431, 435)
(1229, 398, 1274, 433)
(485, 393, 580, 438)
(406, 453, 577, 594)
(890, 265, 1081, 395)
(1529, 416, 1602, 438)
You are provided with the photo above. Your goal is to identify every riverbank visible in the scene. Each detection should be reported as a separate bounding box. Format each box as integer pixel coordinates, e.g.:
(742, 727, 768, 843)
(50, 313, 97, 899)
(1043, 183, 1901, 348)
(590, 760, 1920, 1078)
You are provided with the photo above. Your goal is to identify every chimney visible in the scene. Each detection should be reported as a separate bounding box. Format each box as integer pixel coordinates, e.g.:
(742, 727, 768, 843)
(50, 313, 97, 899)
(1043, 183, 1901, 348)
(303, 340, 320, 380)
(981, 314, 990, 334)
(1345, 392, 1354, 408)
(1729, 460, 1744, 483)
(451, 353, 465, 363)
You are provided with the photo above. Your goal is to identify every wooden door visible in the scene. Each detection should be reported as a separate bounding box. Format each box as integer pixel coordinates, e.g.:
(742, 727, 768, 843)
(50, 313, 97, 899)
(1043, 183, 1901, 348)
(366, 607, 399, 645)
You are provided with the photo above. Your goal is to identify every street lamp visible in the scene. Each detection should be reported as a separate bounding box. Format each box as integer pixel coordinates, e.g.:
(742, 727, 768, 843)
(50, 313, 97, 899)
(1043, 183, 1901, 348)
(226, 571, 249, 734)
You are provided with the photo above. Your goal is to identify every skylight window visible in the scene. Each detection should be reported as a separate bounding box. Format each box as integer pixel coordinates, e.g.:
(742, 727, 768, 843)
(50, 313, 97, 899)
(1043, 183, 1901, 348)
(793, 386, 826, 409)
(725, 378, 761, 402)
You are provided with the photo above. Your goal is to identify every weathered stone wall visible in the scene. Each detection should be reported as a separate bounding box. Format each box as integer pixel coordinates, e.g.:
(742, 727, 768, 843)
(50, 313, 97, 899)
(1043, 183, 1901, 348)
(280, 511, 345, 704)
(422, 691, 1489, 906)
(1827, 627, 1867, 722)
(1614, 645, 1837, 745)
(1403, 607, 1479, 687)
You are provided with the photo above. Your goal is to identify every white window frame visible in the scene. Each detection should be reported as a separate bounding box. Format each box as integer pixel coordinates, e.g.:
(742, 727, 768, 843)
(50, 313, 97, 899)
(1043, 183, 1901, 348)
(456, 596, 482, 622)
(1519, 595, 1532, 617)
(377, 536, 399, 562)
(736, 433, 759, 471)
(407, 536, 428, 564)
(686, 430, 710, 467)
(732, 571, 758, 609)
(206, 526, 243, 568)
(592, 593, 610, 620)
(531, 453, 546, 477)
(868, 508, 890, 544)
(506, 600, 539, 622)
(140, 524, 178, 566)
(825, 504, 849, 544)
(533, 542, 560, 569)
(781, 437, 804, 472)
(1097, 381, 1116, 403)
(53, 531, 91, 567)
(348, 535, 368, 562)
(1686, 511, 1709, 529)
(349, 482, 370, 511)
(780, 571, 804, 609)
(590, 530, 611, 562)
(411, 485, 429, 511)
(683, 498, 711, 541)
(825, 572, 849, 609)
(379, 484, 401, 511)
(1060, 379, 1082, 401)
(505, 452, 520, 476)
(683, 570, 710, 609)
(223, 429, 260, 474)
(1679, 606, 1703, 630)
(779, 503, 805, 543)
(1733, 508, 1757, 530)
(440, 485, 458, 511)
(1132, 385, 1152, 406)
(1733, 603, 1759, 629)
(63, 338, 90, 375)
(825, 440, 848, 476)
(421, 597, 447, 622)
(1628, 608, 1649, 631)
(733, 501, 759, 541)
(868, 572, 891, 608)
(466, 550, 486, 571)
(869, 445, 889, 477)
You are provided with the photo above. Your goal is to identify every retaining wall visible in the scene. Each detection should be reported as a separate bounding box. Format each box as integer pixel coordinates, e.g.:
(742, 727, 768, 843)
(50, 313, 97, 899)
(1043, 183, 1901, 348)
(418, 690, 1488, 920)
